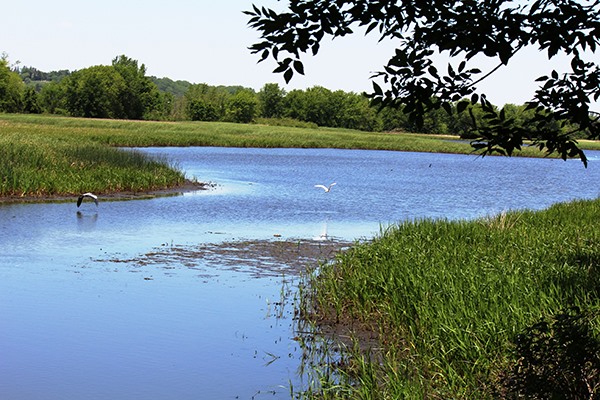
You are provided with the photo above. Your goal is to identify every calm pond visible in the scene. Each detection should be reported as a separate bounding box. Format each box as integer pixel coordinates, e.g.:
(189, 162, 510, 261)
(2, 147, 600, 399)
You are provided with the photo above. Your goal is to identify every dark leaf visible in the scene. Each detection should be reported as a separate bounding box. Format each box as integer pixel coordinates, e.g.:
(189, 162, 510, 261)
(447, 63, 455, 77)
(442, 101, 452, 115)
(293, 60, 305, 75)
(457, 100, 469, 114)
(273, 63, 288, 73)
(260, 49, 269, 62)
(365, 21, 378, 35)
(428, 65, 439, 78)
(311, 43, 320, 56)
(372, 81, 383, 96)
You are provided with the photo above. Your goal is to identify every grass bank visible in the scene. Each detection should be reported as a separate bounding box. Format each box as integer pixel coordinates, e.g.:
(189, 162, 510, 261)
(299, 199, 600, 398)
(0, 113, 477, 151)
(0, 115, 190, 198)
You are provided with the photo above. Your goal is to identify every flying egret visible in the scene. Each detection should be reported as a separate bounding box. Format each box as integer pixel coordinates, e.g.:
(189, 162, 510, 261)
(77, 192, 98, 207)
(315, 182, 336, 192)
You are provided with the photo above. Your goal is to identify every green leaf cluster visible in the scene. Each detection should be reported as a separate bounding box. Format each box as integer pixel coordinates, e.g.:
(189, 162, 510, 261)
(0, 57, 24, 113)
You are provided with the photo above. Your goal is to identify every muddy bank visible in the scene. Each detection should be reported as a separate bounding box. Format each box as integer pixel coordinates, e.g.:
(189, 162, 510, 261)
(0, 180, 211, 204)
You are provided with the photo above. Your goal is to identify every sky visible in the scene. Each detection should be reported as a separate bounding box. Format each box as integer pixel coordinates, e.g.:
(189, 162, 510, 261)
(2, 0, 599, 108)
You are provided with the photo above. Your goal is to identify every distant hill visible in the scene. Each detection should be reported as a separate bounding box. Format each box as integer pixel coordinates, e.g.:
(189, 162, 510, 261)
(18, 66, 71, 83)
(15, 63, 259, 99)
(15, 65, 195, 98)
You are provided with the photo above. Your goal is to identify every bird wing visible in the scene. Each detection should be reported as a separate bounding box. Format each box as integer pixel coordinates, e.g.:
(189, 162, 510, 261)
(78, 193, 99, 206)
(314, 185, 328, 191)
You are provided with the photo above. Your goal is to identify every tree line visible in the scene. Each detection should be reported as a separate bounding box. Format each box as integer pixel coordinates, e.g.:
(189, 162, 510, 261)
(0, 53, 585, 138)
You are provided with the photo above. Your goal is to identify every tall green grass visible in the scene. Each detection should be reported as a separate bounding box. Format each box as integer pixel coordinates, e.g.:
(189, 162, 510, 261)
(0, 129, 186, 197)
(300, 199, 600, 398)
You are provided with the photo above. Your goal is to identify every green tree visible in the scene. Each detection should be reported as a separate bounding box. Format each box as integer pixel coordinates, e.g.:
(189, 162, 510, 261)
(225, 89, 259, 123)
(258, 83, 286, 118)
(149, 91, 175, 121)
(112, 55, 161, 119)
(38, 81, 67, 114)
(0, 58, 24, 112)
(184, 83, 230, 121)
(22, 86, 41, 114)
(150, 76, 192, 98)
(247, 0, 600, 165)
(63, 65, 127, 118)
(187, 99, 219, 121)
(448, 102, 488, 138)
(283, 86, 382, 130)
(334, 90, 382, 131)
(283, 86, 339, 127)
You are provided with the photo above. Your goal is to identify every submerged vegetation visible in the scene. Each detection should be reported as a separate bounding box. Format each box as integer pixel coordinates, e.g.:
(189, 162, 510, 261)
(297, 199, 600, 398)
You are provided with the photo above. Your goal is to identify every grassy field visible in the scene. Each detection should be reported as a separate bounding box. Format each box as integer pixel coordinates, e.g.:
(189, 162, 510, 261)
(0, 113, 478, 150)
(298, 199, 600, 398)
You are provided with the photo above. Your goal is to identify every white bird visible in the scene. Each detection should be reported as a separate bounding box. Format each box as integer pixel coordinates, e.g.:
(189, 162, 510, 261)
(314, 182, 336, 192)
(77, 192, 98, 207)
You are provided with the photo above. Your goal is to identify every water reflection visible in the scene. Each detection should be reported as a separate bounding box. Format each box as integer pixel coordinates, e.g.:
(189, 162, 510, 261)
(313, 219, 329, 241)
(76, 210, 98, 232)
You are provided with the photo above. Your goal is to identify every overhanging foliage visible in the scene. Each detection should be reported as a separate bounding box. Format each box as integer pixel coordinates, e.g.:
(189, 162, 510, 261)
(247, 0, 600, 166)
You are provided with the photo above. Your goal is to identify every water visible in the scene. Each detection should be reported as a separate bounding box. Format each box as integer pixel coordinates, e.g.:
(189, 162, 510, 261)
(1, 147, 600, 399)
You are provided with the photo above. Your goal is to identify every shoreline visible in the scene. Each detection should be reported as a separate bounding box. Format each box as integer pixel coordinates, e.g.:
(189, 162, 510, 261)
(0, 180, 210, 204)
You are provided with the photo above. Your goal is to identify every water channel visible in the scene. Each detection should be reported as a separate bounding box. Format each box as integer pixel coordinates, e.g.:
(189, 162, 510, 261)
(1, 147, 600, 399)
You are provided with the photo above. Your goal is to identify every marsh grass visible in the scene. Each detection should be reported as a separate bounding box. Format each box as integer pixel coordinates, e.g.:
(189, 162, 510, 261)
(298, 199, 600, 398)
(5, 113, 593, 154)
(0, 128, 186, 197)
(0, 113, 478, 151)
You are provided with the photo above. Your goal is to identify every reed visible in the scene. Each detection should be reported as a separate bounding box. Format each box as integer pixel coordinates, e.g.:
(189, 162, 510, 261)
(299, 199, 600, 398)
(0, 127, 186, 197)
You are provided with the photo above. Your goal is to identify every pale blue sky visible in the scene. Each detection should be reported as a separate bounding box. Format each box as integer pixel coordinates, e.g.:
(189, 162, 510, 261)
(2, 1, 598, 108)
